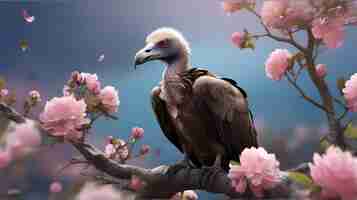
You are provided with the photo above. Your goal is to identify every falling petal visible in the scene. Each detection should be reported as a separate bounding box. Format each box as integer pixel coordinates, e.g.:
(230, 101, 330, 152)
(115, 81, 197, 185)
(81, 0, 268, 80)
(19, 40, 29, 52)
(22, 9, 35, 23)
(98, 54, 105, 62)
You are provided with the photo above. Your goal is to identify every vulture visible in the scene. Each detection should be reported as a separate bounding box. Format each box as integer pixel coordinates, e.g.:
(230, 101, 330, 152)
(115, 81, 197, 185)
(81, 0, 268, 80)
(134, 27, 258, 171)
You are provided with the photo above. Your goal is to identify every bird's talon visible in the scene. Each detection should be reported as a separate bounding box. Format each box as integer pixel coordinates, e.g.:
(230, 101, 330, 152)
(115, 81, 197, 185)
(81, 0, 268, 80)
(167, 159, 193, 176)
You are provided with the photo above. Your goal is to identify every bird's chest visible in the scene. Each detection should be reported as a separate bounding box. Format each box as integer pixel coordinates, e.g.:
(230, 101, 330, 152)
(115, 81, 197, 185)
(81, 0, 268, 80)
(159, 79, 187, 119)
(174, 102, 207, 141)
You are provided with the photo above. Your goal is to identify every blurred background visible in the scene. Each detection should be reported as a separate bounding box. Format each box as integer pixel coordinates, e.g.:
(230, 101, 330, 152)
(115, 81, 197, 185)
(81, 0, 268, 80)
(0, 0, 356, 199)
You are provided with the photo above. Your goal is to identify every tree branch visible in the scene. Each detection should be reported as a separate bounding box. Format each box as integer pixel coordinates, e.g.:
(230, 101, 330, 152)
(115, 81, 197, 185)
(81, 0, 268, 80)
(0, 103, 306, 199)
(285, 73, 329, 113)
(71, 141, 295, 199)
(246, 8, 307, 53)
(304, 29, 346, 149)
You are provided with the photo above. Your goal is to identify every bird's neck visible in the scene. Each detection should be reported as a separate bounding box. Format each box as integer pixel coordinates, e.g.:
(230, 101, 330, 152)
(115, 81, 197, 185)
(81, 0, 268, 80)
(164, 54, 190, 79)
(160, 55, 190, 114)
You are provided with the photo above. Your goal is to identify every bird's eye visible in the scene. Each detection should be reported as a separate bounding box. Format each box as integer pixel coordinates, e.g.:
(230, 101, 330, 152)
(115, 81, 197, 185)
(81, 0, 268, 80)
(157, 40, 169, 48)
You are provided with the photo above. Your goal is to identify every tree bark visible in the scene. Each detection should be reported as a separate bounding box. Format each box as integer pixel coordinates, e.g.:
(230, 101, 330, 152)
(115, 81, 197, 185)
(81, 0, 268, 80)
(305, 30, 346, 149)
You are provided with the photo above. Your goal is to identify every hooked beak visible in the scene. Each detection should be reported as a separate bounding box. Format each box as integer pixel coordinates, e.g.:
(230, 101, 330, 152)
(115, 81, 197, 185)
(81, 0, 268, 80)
(134, 43, 162, 69)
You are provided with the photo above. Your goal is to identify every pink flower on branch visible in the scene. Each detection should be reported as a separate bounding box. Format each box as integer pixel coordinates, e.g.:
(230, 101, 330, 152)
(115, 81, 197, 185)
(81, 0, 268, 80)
(99, 86, 120, 113)
(222, 0, 255, 13)
(265, 49, 292, 81)
(40, 95, 90, 140)
(29, 90, 41, 102)
(261, 0, 289, 28)
(129, 175, 144, 191)
(139, 144, 151, 156)
(104, 143, 116, 158)
(6, 120, 42, 158)
(182, 190, 199, 200)
(0, 88, 9, 97)
(171, 190, 199, 200)
(312, 17, 345, 49)
(76, 182, 122, 200)
(0, 150, 11, 168)
(104, 137, 129, 161)
(131, 127, 144, 140)
(231, 32, 244, 48)
(261, 0, 313, 30)
(315, 64, 327, 78)
(343, 73, 357, 112)
(228, 147, 281, 198)
(309, 146, 357, 200)
(80, 73, 101, 94)
(49, 181, 63, 193)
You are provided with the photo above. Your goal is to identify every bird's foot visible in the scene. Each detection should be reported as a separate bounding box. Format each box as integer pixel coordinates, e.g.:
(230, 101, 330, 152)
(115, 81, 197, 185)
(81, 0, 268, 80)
(167, 158, 195, 176)
(202, 154, 224, 173)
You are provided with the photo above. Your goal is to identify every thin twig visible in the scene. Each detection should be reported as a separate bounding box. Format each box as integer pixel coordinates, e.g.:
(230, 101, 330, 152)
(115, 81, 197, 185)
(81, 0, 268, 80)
(338, 108, 349, 121)
(285, 73, 329, 112)
(246, 8, 307, 53)
(251, 33, 269, 39)
(53, 158, 89, 180)
(333, 97, 349, 120)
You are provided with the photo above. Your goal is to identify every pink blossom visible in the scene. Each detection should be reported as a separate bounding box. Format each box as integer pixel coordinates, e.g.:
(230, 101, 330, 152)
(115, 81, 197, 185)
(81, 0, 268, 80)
(49, 181, 63, 193)
(99, 86, 120, 113)
(222, 0, 254, 13)
(282, 5, 313, 28)
(309, 146, 357, 200)
(105, 138, 128, 160)
(231, 32, 245, 48)
(312, 17, 345, 48)
(261, 0, 313, 29)
(105, 136, 114, 144)
(22, 9, 35, 23)
(261, 0, 288, 28)
(183, 190, 199, 200)
(0, 88, 9, 97)
(228, 147, 281, 197)
(265, 49, 292, 81)
(0, 150, 11, 168)
(76, 182, 122, 200)
(343, 73, 357, 112)
(140, 144, 151, 155)
(104, 143, 116, 158)
(81, 73, 101, 94)
(171, 190, 199, 200)
(6, 120, 42, 158)
(131, 127, 144, 140)
(116, 140, 129, 160)
(29, 90, 41, 101)
(129, 175, 144, 191)
(316, 64, 327, 78)
(40, 95, 89, 140)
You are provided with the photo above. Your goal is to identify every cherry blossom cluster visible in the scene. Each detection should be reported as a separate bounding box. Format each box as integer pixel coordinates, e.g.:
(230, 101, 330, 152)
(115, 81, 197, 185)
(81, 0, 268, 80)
(228, 146, 357, 199)
(228, 147, 281, 198)
(40, 71, 120, 141)
(104, 127, 150, 164)
(0, 87, 42, 169)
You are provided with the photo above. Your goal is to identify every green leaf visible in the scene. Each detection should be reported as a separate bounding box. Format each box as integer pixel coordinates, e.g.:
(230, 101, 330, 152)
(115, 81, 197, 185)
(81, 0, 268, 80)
(130, 138, 137, 144)
(41, 133, 63, 146)
(229, 160, 240, 166)
(344, 123, 357, 140)
(288, 172, 314, 188)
